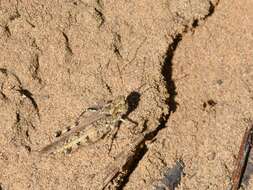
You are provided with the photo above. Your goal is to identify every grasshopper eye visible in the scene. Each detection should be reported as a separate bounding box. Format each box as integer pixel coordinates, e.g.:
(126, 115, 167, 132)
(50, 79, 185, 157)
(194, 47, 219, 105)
(55, 131, 62, 137)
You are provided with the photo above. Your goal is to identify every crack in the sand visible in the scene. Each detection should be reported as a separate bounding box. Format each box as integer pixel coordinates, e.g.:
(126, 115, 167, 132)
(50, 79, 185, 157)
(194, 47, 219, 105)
(115, 33, 182, 190)
(116, 1, 220, 189)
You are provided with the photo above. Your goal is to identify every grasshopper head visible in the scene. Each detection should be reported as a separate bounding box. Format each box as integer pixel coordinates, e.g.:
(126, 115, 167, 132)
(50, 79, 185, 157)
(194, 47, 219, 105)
(109, 95, 128, 118)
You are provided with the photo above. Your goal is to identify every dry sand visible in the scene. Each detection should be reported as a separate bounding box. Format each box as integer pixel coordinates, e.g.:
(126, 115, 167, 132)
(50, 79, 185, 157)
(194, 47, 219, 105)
(0, 0, 252, 189)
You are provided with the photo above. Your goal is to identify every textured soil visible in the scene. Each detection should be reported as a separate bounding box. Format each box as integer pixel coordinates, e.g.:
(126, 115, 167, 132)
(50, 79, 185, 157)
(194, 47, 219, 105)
(0, 0, 252, 190)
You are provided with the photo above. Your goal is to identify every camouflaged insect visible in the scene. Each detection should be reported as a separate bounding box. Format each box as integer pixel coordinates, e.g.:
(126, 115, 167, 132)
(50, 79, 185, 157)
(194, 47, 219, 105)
(40, 95, 128, 155)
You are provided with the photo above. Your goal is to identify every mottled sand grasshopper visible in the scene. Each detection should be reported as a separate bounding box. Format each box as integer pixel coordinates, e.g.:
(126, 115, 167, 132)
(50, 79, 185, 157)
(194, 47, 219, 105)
(40, 95, 128, 155)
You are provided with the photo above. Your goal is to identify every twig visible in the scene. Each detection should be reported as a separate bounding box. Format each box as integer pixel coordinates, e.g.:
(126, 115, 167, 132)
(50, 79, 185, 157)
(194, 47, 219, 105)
(230, 125, 253, 190)
(101, 130, 151, 189)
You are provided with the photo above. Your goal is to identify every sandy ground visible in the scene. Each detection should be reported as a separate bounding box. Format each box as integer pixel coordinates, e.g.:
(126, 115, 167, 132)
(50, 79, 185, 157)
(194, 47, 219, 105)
(0, 0, 252, 190)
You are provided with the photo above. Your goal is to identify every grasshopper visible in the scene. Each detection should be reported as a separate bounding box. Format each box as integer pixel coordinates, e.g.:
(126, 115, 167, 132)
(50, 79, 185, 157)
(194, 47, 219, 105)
(40, 95, 128, 155)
